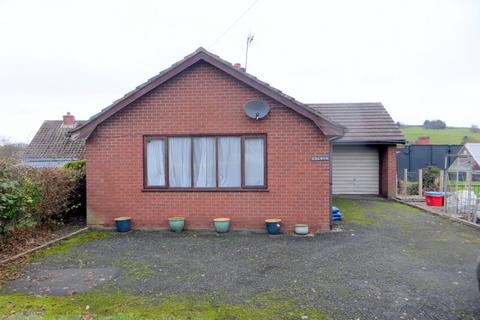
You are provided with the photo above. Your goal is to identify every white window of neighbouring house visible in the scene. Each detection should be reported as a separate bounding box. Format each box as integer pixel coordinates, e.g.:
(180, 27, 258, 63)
(244, 137, 265, 187)
(144, 135, 266, 190)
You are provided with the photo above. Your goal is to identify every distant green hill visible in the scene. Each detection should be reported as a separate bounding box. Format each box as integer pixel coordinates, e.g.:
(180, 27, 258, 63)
(401, 126, 480, 145)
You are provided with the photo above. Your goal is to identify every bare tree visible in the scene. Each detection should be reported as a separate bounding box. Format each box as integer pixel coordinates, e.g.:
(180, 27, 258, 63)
(0, 137, 28, 163)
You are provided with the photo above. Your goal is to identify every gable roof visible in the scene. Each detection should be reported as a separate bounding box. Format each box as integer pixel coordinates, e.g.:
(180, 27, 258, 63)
(24, 120, 86, 160)
(70, 47, 345, 140)
(308, 103, 405, 144)
(448, 143, 480, 172)
(465, 143, 480, 166)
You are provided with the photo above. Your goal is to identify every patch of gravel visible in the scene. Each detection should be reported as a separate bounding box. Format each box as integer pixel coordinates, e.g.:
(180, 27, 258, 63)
(7, 267, 120, 296)
(5, 198, 480, 319)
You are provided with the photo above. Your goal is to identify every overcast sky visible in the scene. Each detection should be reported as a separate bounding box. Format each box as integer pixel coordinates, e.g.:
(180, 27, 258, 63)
(1, 0, 479, 143)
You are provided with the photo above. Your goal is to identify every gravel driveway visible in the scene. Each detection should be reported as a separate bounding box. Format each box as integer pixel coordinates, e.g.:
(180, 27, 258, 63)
(5, 197, 480, 319)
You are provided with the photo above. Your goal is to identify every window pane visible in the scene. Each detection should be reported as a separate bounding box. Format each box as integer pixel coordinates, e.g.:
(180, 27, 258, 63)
(245, 138, 265, 186)
(169, 137, 191, 187)
(146, 139, 165, 186)
(193, 137, 216, 188)
(218, 137, 241, 187)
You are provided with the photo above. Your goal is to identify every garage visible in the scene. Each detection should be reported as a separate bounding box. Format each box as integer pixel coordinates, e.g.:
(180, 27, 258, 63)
(309, 102, 405, 198)
(332, 145, 379, 195)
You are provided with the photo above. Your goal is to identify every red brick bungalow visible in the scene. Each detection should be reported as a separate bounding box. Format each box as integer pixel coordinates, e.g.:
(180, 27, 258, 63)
(70, 48, 404, 233)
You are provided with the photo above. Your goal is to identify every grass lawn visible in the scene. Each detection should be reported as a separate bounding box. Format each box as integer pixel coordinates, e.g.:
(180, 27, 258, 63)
(401, 126, 480, 144)
(446, 181, 480, 196)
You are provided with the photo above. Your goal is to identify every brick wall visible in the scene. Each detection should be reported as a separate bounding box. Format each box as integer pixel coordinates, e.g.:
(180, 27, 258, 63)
(379, 145, 397, 198)
(85, 61, 331, 232)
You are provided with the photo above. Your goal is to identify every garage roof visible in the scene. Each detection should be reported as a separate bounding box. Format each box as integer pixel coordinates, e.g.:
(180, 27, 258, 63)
(308, 103, 405, 144)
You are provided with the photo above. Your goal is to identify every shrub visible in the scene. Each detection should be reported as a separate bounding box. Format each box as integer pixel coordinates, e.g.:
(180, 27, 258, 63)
(22, 167, 79, 224)
(64, 160, 86, 170)
(0, 161, 40, 235)
(64, 161, 86, 219)
(461, 135, 480, 144)
(0, 161, 86, 238)
(407, 182, 419, 195)
(422, 166, 440, 191)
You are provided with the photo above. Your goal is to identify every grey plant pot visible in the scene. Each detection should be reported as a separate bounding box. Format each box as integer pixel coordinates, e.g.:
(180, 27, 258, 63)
(295, 224, 309, 235)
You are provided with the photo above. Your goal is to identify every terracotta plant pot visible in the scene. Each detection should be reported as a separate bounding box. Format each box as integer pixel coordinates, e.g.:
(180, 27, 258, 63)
(213, 217, 231, 233)
(168, 217, 185, 233)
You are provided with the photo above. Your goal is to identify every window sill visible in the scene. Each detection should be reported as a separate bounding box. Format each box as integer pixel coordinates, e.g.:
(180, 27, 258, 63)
(141, 188, 269, 193)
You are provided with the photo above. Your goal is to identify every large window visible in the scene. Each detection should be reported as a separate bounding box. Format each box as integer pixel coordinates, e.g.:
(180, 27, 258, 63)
(144, 135, 266, 190)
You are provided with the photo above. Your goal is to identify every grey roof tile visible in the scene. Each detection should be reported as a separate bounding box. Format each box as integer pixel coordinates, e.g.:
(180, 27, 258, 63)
(23, 121, 86, 159)
(308, 103, 405, 143)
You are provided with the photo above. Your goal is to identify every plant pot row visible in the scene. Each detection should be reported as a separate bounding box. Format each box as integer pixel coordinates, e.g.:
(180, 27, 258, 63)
(168, 217, 309, 235)
(168, 217, 231, 233)
(115, 216, 309, 235)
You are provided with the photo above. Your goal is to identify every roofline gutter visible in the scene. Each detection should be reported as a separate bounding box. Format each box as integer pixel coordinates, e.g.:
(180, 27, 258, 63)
(333, 140, 406, 145)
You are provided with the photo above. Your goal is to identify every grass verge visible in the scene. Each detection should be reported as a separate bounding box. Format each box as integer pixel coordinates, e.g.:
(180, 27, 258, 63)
(333, 197, 376, 226)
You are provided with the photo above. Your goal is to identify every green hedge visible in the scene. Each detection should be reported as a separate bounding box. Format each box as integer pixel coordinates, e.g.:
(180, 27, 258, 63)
(0, 161, 85, 237)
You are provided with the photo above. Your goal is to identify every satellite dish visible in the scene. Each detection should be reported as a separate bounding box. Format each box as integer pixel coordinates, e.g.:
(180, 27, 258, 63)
(244, 100, 271, 120)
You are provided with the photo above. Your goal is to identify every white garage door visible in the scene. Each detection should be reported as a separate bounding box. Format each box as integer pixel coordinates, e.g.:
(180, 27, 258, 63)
(332, 145, 379, 195)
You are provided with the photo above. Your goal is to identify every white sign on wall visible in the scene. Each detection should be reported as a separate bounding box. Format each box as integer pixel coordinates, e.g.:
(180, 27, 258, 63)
(311, 155, 330, 161)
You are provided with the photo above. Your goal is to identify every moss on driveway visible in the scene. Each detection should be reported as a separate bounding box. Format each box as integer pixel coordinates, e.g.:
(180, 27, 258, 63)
(27, 230, 109, 262)
(0, 291, 328, 320)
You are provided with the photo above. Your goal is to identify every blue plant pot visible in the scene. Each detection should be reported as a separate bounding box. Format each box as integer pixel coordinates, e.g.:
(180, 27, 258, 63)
(214, 218, 230, 233)
(115, 217, 131, 232)
(265, 219, 282, 234)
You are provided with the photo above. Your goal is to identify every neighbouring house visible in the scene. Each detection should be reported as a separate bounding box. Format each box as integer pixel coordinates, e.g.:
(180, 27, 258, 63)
(69, 48, 404, 232)
(22, 113, 85, 167)
(448, 143, 480, 174)
(416, 136, 431, 145)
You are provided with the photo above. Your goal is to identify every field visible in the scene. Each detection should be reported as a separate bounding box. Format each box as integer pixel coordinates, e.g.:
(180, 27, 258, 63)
(401, 126, 480, 144)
